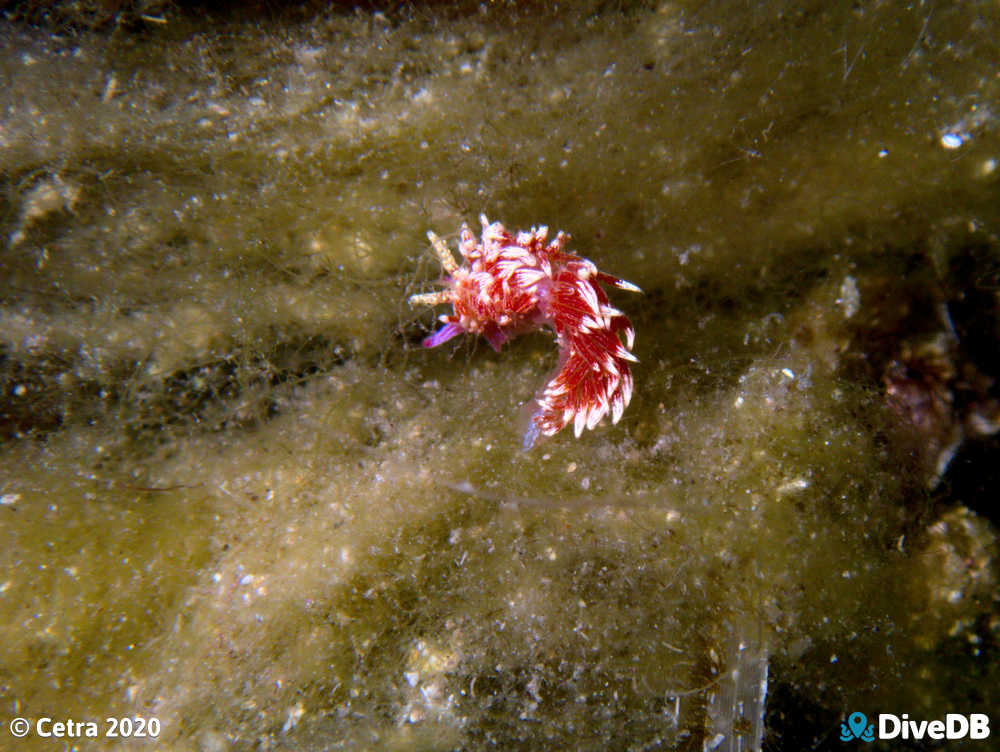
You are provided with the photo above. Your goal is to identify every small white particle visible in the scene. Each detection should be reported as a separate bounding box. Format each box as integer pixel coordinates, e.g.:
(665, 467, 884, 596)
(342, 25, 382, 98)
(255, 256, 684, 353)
(776, 477, 810, 495)
(837, 275, 860, 319)
(282, 702, 305, 733)
(940, 133, 963, 149)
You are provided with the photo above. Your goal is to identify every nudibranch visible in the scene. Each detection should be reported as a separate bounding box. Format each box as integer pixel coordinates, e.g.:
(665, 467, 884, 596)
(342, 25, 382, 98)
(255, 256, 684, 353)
(408, 215, 640, 448)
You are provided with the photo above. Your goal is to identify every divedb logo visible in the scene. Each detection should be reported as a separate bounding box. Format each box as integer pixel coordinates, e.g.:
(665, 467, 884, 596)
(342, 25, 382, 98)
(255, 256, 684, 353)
(840, 711, 990, 742)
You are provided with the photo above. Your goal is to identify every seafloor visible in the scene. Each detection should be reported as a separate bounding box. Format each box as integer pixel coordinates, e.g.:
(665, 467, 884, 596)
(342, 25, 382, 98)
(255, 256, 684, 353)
(1, 1, 998, 750)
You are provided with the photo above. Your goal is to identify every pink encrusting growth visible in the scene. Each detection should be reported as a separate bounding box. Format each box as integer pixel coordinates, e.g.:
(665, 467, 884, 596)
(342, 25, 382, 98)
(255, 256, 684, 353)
(408, 215, 640, 447)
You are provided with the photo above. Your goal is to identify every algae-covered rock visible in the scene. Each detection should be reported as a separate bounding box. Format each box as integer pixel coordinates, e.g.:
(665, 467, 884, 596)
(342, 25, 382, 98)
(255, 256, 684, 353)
(1, 2, 998, 750)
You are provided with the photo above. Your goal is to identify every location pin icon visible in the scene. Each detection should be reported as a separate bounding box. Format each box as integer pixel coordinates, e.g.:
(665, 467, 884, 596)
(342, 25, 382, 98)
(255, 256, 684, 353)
(848, 712, 868, 739)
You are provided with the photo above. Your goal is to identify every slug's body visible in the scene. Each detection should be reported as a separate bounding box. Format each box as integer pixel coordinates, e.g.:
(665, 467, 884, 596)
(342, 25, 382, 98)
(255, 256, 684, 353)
(409, 215, 639, 447)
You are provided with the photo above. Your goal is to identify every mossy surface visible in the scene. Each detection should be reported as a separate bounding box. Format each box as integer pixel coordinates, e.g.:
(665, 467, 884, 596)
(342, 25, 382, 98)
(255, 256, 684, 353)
(1, 2, 999, 750)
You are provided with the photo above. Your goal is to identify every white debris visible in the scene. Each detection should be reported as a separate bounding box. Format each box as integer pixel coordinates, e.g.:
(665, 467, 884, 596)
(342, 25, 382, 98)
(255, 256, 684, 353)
(940, 132, 963, 149)
(837, 276, 860, 319)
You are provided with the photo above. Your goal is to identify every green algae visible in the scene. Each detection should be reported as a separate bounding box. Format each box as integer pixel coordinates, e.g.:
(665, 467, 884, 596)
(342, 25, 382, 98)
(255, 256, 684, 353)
(1, 2, 999, 750)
